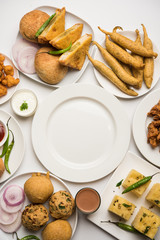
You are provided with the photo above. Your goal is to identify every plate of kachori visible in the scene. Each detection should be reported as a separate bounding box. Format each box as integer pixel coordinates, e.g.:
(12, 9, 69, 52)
(11, 5, 94, 88)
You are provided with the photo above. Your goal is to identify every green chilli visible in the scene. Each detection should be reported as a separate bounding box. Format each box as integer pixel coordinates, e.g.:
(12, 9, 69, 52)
(122, 172, 160, 194)
(35, 13, 56, 37)
(4, 129, 14, 174)
(101, 220, 137, 233)
(13, 232, 40, 240)
(48, 42, 72, 55)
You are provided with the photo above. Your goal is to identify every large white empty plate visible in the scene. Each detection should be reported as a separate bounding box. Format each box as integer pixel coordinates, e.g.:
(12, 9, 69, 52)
(32, 84, 130, 182)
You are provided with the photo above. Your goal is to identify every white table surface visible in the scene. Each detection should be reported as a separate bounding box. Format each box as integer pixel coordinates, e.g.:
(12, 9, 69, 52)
(0, 0, 160, 239)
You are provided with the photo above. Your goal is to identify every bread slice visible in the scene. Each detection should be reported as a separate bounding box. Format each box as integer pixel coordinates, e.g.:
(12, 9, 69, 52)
(59, 34, 92, 70)
(38, 7, 65, 44)
(49, 23, 83, 49)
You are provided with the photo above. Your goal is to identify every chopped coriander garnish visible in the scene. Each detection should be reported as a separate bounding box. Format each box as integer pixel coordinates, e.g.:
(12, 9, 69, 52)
(154, 200, 160, 204)
(122, 203, 132, 208)
(20, 101, 28, 111)
(144, 226, 150, 234)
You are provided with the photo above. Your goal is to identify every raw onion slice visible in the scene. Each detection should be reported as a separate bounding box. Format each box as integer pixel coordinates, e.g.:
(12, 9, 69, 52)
(17, 45, 39, 74)
(0, 205, 18, 225)
(12, 38, 33, 62)
(0, 196, 24, 213)
(0, 211, 21, 233)
(3, 185, 25, 207)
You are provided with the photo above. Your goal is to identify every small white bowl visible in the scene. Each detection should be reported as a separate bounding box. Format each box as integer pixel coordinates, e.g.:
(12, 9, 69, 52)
(11, 89, 38, 117)
(0, 120, 8, 147)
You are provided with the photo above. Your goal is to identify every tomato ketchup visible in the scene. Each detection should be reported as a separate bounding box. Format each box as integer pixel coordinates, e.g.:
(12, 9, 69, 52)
(0, 122, 5, 142)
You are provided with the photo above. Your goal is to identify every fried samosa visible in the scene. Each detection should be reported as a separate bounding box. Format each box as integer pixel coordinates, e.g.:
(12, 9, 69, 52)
(59, 33, 92, 70)
(49, 23, 83, 49)
(38, 7, 65, 44)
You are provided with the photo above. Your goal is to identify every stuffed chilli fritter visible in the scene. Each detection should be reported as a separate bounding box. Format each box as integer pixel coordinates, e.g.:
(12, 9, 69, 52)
(19, 10, 50, 43)
(24, 172, 54, 203)
(49, 190, 75, 219)
(22, 204, 49, 231)
(42, 220, 72, 240)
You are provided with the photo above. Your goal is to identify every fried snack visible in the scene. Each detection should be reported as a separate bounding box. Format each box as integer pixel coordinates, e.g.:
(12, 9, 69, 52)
(0, 54, 5, 63)
(147, 100, 160, 148)
(38, 7, 65, 44)
(22, 204, 49, 231)
(119, 61, 132, 76)
(131, 29, 144, 89)
(59, 34, 92, 70)
(0, 158, 5, 177)
(3, 65, 14, 76)
(49, 190, 75, 219)
(19, 10, 50, 43)
(49, 23, 83, 49)
(86, 51, 138, 96)
(42, 220, 72, 240)
(0, 83, 7, 97)
(2, 75, 20, 88)
(104, 35, 144, 69)
(24, 172, 54, 203)
(98, 26, 158, 58)
(142, 24, 154, 88)
(35, 47, 68, 84)
(0, 71, 5, 81)
(92, 41, 139, 87)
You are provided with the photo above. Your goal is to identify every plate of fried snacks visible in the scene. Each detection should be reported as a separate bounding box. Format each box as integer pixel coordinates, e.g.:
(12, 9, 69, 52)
(133, 88, 160, 167)
(11, 5, 94, 88)
(0, 53, 20, 105)
(32, 84, 130, 183)
(90, 25, 160, 98)
(0, 171, 78, 240)
(88, 151, 160, 240)
(0, 110, 25, 183)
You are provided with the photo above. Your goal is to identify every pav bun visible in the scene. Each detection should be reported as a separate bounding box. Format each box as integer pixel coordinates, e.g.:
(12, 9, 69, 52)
(35, 47, 68, 84)
(19, 10, 49, 43)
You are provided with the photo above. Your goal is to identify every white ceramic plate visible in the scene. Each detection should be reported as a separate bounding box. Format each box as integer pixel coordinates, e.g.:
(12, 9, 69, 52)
(0, 171, 78, 239)
(94, 31, 160, 99)
(0, 53, 19, 105)
(32, 84, 130, 183)
(132, 88, 160, 167)
(88, 151, 160, 240)
(0, 110, 25, 183)
(11, 5, 94, 88)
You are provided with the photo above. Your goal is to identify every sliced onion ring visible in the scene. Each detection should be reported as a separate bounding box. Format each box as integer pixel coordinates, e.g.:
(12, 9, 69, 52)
(0, 196, 24, 213)
(3, 185, 25, 207)
(0, 205, 18, 225)
(0, 211, 21, 233)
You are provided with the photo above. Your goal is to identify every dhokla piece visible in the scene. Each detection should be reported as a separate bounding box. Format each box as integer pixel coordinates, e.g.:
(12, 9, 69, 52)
(59, 33, 92, 70)
(122, 169, 151, 197)
(49, 23, 83, 49)
(38, 7, 65, 44)
(132, 206, 160, 239)
(108, 195, 136, 220)
(146, 183, 160, 208)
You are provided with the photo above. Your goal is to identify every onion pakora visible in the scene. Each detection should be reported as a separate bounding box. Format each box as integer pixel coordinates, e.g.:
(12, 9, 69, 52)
(22, 204, 49, 231)
(49, 190, 75, 219)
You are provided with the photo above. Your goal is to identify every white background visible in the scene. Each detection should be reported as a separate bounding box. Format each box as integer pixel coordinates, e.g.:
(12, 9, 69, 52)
(0, 0, 160, 239)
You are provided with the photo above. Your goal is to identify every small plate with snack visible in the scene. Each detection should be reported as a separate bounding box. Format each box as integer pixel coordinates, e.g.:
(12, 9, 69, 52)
(133, 88, 160, 167)
(0, 171, 78, 240)
(91, 25, 160, 99)
(0, 110, 25, 183)
(88, 151, 160, 240)
(11, 5, 94, 88)
(0, 53, 20, 105)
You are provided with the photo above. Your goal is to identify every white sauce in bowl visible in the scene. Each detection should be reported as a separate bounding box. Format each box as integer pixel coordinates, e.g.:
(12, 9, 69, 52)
(11, 89, 38, 117)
